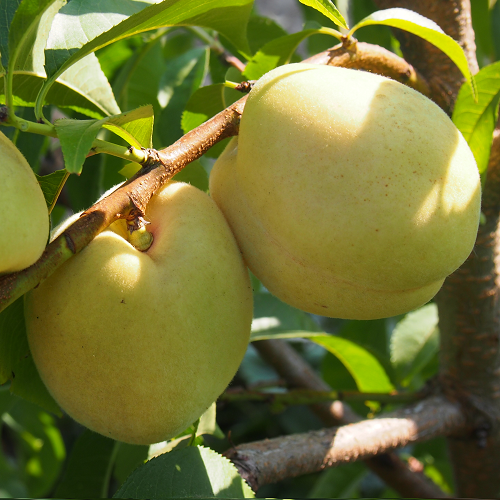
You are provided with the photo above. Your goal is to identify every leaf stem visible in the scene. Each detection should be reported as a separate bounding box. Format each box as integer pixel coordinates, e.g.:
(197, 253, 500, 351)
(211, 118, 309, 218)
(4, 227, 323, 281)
(317, 26, 344, 40)
(88, 139, 147, 163)
(224, 80, 240, 90)
(0, 116, 147, 163)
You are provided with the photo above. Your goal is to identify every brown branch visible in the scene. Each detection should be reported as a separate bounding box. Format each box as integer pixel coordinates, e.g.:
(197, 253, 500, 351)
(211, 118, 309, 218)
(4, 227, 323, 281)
(373, 0, 478, 113)
(307, 41, 430, 96)
(226, 394, 466, 492)
(0, 97, 246, 312)
(0, 40, 433, 313)
(252, 339, 449, 498)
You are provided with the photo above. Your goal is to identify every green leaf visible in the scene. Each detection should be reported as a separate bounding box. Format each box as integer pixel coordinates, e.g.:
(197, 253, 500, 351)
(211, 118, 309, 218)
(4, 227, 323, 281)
(55, 119, 103, 174)
(335, 319, 394, 378)
(242, 29, 327, 80)
(0, 0, 120, 118)
(36, 169, 68, 208)
(54, 430, 117, 499)
(6, 399, 65, 497)
(309, 461, 366, 498)
(452, 61, 500, 174)
(181, 83, 225, 134)
(0, 299, 60, 415)
(298, 0, 348, 29)
(0, 70, 119, 119)
(390, 304, 439, 386)
(112, 36, 164, 119)
(312, 335, 394, 393)
(350, 8, 476, 97)
(471, 0, 494, 66)
(173, 159, 209, 192)
(104, 105, 154, 149)
(157, 47, 209, 147)
(0, 0, 20, 70)
(114, 446, 254, 499)
(196, 402, 224, 439)
(55, 105, 154, 174)
(37, 0, 253, 114)
(114, 443, 149, 486)
(249, 292, 321, 342)
(246, 15, 289, 55)
(6, 0, 63, 72)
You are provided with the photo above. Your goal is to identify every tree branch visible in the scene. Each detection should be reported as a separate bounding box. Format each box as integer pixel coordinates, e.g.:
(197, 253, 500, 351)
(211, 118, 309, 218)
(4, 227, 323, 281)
(226, 394, 465, 492)
(252, 339, 449, 498)
(0, 40, 431, 312)
(307, 40, 430, 96)
(0, 97, 246, 312)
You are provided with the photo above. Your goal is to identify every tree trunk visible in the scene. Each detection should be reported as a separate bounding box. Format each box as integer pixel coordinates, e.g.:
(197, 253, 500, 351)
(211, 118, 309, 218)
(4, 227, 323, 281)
(373, 0, 500, 496)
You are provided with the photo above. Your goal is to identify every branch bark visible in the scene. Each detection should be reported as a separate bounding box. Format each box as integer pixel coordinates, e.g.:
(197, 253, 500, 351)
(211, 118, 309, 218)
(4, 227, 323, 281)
(252, 339, 449, 498)
(226, 394, 465, 492)
(436, 128, 500, 497)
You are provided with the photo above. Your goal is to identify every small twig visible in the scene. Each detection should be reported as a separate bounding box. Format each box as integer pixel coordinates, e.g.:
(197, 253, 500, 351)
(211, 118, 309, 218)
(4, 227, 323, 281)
(221, 387, 426, 409)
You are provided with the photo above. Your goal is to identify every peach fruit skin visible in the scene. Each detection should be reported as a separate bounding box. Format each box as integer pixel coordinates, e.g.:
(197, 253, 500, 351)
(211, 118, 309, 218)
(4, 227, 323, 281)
(0, 130, 49, 273)
(25, 182, 253, 444)
(209, 64, 481, 320)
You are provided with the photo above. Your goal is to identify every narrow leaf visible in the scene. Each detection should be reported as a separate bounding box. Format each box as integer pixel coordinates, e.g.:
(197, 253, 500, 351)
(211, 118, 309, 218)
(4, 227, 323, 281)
(0, 70, 119, 119)
(350, 8, 476, 97)
(156, 47, 209, 147)
(452, 61, 500, 174)
(312, 335, 394, 393)
(114, 446, 254, 499)
(0, 0, 120, 117)
(103, 105, 154, 149)
(298, 0, 348, 29)
(246, 15, 288, 56)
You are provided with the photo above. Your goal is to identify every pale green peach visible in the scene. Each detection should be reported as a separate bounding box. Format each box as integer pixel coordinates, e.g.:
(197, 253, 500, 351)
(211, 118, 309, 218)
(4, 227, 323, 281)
(0, 131, 49, 273)
(210, 64, 481, 320)
(25, 182, 253, 444)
